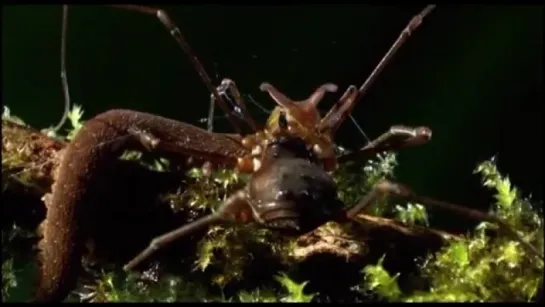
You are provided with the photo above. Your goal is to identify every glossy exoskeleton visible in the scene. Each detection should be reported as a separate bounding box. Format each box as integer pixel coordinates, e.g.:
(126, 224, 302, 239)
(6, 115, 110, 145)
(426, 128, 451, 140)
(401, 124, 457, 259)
(246, 135, 341, 234)
(122, 113, 350, 270)
(123, 111, 543, 273)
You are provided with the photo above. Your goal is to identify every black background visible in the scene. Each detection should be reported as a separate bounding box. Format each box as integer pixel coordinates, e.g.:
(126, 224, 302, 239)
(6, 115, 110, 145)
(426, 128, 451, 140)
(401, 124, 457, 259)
(2, 5, 543, 230)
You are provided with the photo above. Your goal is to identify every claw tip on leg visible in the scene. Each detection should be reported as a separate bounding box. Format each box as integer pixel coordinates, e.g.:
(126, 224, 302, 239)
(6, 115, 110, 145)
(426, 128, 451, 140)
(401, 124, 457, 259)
(322, 83, 339, 93)
(416, 126, 432, 140)
(259, 82, 272, 92)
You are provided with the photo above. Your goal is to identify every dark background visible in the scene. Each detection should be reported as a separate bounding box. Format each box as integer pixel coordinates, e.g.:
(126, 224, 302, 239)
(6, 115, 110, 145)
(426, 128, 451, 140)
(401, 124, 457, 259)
(2, 5, 543, 229)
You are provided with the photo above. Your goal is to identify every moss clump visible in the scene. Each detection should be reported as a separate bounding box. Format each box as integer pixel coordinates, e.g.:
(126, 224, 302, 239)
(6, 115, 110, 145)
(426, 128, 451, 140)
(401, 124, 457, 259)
(335, 152, 397, 216)
(2, 106, 542, 302)
(359, 158, 543, 302)
(2, 231, 18, 300)
(73, 269, 315, 302)
(69, 271, 213, 302)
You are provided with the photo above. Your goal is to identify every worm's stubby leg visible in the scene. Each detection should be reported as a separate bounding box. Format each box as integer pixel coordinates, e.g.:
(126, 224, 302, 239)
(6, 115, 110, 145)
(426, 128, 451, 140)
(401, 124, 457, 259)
(123, 190, 253, 271)
(123, 124, 241, 167)
(344, 179, 545, 261)
(126, 127, 160, 151)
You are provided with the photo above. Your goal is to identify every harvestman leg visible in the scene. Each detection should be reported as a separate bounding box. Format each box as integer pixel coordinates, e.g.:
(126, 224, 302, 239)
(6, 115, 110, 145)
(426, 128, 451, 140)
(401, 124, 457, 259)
(123, 190, 255, 271)
(210, 5, 436, 137)
(337, 125, 433, 163)
(335, 124, 544, 260)
(114, 127, 258, 271)
(221, 78, 258, 132)
(320, 5, 437, 135)
(42, 5, 72, 136)
(120, 126, 432, 273)
(207, 78, 259, 133)
(94, 4, 259, 135)
(253, 5, 437, 140)
(59, 5, 259, 135)
(56, 5, 71, 133)
(344, 178, 545, 260)
(119, 6, 439, 268)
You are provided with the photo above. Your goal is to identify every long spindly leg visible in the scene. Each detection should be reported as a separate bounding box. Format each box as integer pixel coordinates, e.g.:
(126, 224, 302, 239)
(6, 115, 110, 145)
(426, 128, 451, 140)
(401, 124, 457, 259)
(345, 178, 545, 261)
(206, 92, 216, 132)
(216, 79, 258, 132)
(320, 5, 436, 135)
(204, 79, 259, 133)
(42, 5, 72, 137)
(337, 125, 432, 163)
(57, 5, 71, 132)
(123, 190, 253, 271)
(104, 4, 244, 135)
(120, 124, 254, 271)
(319, 85, 358, 134)
(203, 83, 240, 133)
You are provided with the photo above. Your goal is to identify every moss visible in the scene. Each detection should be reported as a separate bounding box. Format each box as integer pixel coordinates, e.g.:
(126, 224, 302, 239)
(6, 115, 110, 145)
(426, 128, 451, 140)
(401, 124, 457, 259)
(334, 152, 397, 216)
(2, 106, 542, 302)
(74, 269, 315, 302)
(70, 271, 214, 302)
(359, 158, 543, 302)
(2, 231, 18, 300)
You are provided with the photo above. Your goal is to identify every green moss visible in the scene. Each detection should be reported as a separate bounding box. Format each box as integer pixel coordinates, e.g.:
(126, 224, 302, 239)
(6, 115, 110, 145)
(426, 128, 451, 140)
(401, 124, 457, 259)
(2, 106, 26, 126)
(2, 232, 17, 300)
(169, 166, 294, 287)
(77, 269, 314, 303)
(360, 158, 543, 302)
(74, 271, 215, 302)
(335, 152, 397, 216)
(2, 225, 37, 302)
(2, 106, 542, 302)
(361, 255, 402, 300)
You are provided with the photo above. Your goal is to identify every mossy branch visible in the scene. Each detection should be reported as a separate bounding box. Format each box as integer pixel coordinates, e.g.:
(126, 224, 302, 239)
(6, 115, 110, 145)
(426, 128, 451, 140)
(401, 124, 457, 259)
(2, 116, 458, 262)
(3, 106, 541, 302)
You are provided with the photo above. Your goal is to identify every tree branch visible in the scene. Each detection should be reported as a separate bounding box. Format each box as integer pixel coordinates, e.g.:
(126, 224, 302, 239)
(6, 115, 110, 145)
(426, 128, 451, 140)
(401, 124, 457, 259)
(2, 118, 460, 268)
